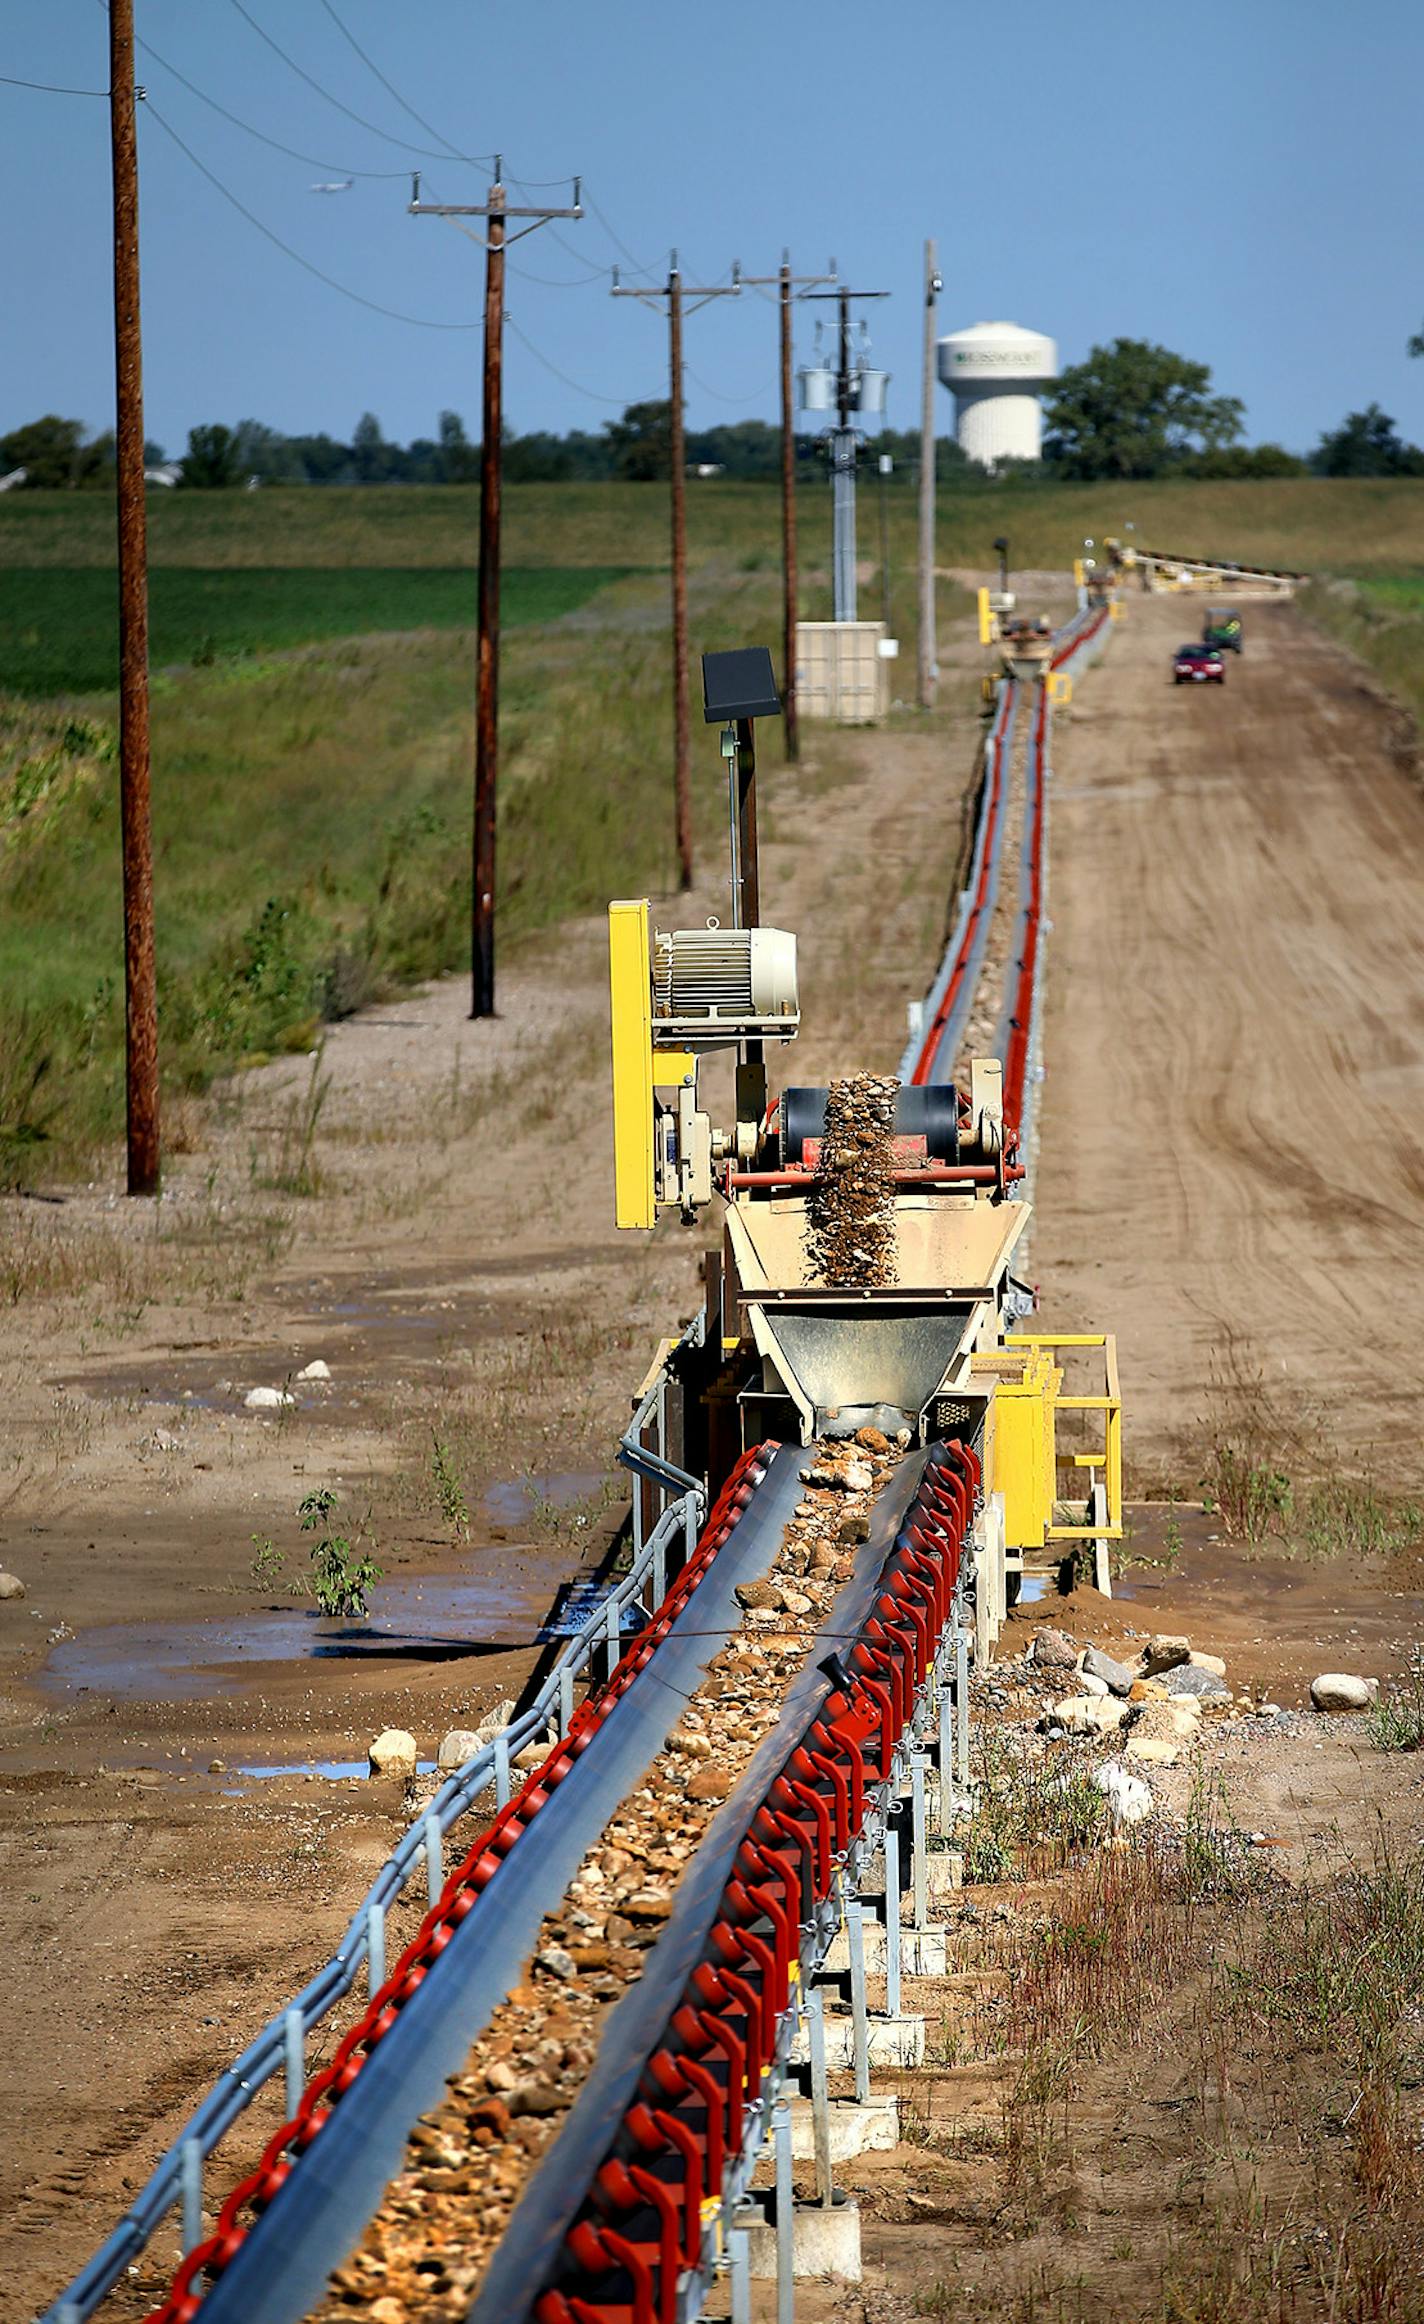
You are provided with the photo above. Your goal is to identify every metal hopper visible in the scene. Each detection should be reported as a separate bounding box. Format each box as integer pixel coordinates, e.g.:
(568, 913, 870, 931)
(723, 1193, 1030, 1441)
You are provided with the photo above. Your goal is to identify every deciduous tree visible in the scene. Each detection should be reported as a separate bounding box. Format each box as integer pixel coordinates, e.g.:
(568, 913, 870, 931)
(1044, 339, 1244, 479)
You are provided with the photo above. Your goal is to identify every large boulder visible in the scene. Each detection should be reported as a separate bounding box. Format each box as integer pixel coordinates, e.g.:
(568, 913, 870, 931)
(0, 1572, 25, 1602)
(438, 1728, 483, 1770)
(1054, 1694, 1127, 1737)
(1081, 1644, 1137, 1698)
(1031, 1626, 1079, 1671)
(1140, 1633, 1191, 1677)
(1310, 1673, 1378, 1714)
(368, 1728, 418, 1779)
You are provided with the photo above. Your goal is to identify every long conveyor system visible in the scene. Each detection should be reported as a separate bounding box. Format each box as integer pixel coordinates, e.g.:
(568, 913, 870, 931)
(48, 594, 1126, 2324)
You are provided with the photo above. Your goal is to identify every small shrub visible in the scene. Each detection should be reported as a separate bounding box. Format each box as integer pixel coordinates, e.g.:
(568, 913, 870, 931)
(430, 1432, 470, 1538)
(1201, 1439, 1291, 1542)
(249, 1534, 285, 1591)
(298, 1487, 382, 1616)
(1297, 1474, 1422, 1562)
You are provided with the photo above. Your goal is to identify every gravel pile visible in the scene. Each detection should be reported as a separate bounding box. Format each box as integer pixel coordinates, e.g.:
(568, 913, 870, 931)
(803, 1073, 901, 1289)
(311, 1433, 902, 2323)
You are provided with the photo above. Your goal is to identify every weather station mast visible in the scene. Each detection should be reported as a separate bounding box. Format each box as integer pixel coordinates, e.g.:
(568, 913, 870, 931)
(798, 278, 890, 619)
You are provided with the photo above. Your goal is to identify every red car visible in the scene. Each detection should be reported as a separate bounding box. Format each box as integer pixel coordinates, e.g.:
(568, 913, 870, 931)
(1174, 642, 1225, 684)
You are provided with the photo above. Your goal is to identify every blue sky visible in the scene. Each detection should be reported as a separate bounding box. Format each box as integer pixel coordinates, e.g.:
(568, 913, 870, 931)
(5, 0, 1422, 458)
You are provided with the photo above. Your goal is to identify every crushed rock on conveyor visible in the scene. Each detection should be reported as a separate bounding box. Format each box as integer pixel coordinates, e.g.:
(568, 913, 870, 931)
(803, 1072, 900, 1289)
(309, 1430, 905, 2323)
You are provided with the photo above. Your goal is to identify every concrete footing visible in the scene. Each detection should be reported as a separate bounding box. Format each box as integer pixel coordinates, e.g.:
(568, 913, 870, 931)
(792, 2009, 925, 2069)
(822, 1921, 948, 1977)
(745, 2196, 863, 2282)
(787, 2092, 899, 2161)
(858, 1844, 963, 1898)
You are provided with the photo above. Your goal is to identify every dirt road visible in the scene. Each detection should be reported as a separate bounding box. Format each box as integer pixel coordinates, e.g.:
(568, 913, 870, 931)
(1034, 591, 1424, 1486)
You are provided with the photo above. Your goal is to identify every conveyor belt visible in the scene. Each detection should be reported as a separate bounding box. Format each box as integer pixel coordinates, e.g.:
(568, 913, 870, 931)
(194, 1448, 807, 2324)
(906, 679, 1019, 1087)
(467, 1451, 928, 2324)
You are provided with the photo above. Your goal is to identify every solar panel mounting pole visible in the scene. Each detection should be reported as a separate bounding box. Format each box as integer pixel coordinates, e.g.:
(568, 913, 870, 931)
(109, 0, 160, 1194)
(612, 257, 741, 891)
(410, 164, 583, 1016)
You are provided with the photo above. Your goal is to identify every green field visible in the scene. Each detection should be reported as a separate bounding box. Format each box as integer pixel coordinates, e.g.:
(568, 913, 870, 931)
(3, 475, 1423, 1186)
(4, 475, 1424, 578)
(0, 566, 629, 695)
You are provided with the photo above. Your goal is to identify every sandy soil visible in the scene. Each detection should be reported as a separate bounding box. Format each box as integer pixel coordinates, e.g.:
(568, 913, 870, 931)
(1033, 591, 1424, 1487)
(0, 688, 977, 2316)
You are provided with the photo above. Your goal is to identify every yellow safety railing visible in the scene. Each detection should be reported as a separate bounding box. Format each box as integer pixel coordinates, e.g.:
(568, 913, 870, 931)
(1006, 1332, 1122, 1540)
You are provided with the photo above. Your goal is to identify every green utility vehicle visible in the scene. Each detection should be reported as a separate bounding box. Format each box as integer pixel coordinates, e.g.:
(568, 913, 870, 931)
(1203, 608, 1243, 654)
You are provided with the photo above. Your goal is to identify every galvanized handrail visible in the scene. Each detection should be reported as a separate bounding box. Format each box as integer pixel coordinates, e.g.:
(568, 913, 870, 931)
(47, 1325, 706, 2324)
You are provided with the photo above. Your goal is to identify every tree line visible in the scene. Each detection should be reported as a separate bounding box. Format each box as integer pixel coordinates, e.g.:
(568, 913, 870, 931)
(4, 339, 1422, 489)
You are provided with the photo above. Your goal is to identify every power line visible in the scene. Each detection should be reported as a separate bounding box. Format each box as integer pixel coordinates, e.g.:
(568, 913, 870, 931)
(506, 253, 614, 290)
(226, 0, 487, 164)
(315, 0, 487, 165)
(1, 72, 106, 95)
(685, 363, 775, 406)
(131, 30, 410, 177)
(503, 313, 644, 407)
(144, 103, 481, 330)
(584, 188, 665, 280)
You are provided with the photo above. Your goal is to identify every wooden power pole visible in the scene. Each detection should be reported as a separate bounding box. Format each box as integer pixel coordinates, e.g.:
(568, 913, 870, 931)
(109, 0, 159, 1195)
(613, 257, 740, 889)
(918, 239, 943, 711)
(744, 259, 836, 762)
(411, 164, 582, 1017)
(777, 261, 799, 763)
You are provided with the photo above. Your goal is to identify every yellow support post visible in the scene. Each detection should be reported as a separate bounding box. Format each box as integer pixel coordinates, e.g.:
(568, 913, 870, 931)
(977, 586, 994, 647)
(608, 900, 655, 1230)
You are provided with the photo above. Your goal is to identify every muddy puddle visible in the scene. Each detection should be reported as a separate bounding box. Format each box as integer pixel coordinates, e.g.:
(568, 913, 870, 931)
(230, 1756, 437, 1785)
(41, 1561, 561, 1702)
(481, 1470, 608, 1527)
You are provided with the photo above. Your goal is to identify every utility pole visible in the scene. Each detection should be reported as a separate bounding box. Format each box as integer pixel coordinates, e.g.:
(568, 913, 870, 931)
(918, 239, 943, 710)
(777, 263, 798, 762)
(613, 257, 741, 889)
(801, 283, 889, 622)
(411, 162, 582, 1017)
(742, 258, 836, 762)
(109, 0, 159, 1195)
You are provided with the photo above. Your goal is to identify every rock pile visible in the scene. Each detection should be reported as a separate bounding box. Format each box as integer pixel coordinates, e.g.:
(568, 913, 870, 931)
(314, 1432, 901, 2322)
(1023, 1627, 1245, 1768)
(803, 1073, 900, 1289)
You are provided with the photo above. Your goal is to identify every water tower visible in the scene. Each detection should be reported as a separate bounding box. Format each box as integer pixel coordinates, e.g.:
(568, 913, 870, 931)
(937, 320, 1057, 466)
